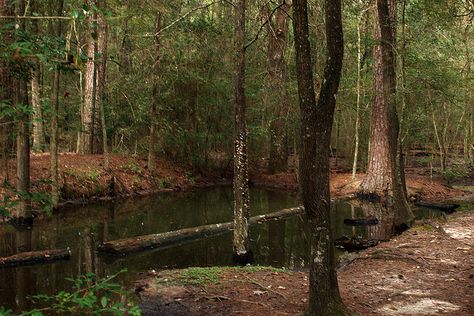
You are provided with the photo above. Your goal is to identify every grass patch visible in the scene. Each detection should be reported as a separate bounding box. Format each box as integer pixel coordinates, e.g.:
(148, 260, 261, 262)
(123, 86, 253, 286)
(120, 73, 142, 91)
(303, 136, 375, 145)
(155, 266, 290, 287)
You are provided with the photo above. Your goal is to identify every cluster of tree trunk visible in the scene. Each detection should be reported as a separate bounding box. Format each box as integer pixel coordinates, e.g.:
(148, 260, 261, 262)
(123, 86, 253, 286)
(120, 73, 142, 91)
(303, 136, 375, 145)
(293, 0, 349, 314)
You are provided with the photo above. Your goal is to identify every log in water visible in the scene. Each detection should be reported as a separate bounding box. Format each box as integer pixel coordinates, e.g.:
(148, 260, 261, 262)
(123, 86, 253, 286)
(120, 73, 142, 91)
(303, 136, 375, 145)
(0, 249, 71, 268)
(97, 206, 304, 255)
(414, 201, 460, 213)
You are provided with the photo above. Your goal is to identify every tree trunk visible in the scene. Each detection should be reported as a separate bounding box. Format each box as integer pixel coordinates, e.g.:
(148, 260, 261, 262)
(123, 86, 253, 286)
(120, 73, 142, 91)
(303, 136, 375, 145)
(293, 0, 349, 315)
(98, 206, 303, 255)
(0, 249, 71, 268)
(148, 13, 162, 175)
(50, 0, 64, 210)
(96, 0, 109, 170)
(81, 0, 97, 154)
(0, 0, 13, 182)
(14, 0, 30, 218)
(31, 66, 46, 152)
(233, 0, 251, 264)
(265, 1, 291, 174)
(360, 0, 411, 224)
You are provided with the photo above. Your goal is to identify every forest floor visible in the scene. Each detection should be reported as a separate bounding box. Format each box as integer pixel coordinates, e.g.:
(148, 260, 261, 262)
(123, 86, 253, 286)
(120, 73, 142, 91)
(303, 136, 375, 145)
(1, 153, 470, 209)
(136, 209, 474, 316)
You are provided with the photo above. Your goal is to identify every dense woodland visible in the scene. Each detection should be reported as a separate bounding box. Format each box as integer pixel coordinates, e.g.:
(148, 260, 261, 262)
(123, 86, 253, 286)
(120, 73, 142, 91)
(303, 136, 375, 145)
(0, 0, 473, 315)
(1, 0, 472, 173)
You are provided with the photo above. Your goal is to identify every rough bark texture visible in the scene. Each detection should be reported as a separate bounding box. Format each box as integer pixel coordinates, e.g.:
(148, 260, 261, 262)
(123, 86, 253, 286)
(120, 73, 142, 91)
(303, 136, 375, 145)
(293, 0, 349, 315)
(360, 0, 411, 224)
(148, 13, 162, 175)
(31, 66, 46, 152)
(0, 248, 71, 268)
(98, 206, 303, 255)
(14, 0, 30, 218)
(0, 0, 13, 181)
(81, 0, 97, 154)
(50, 0, 64, 210)
(96, 0, 109, 170)
(233, 0, 251, 264)
(266, 1, 291, 174)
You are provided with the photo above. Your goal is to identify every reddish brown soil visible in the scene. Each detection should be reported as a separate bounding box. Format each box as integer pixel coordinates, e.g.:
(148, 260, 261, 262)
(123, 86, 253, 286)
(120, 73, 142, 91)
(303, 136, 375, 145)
(252, 171, 467, 202)
(0, 153, 226, 207)
(1, 154, 466, 206)
(137, 210, 474, 316)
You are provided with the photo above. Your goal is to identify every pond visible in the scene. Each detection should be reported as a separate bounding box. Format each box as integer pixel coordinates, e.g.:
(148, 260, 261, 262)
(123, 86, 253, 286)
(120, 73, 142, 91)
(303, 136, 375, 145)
(0, 187, 445, 312)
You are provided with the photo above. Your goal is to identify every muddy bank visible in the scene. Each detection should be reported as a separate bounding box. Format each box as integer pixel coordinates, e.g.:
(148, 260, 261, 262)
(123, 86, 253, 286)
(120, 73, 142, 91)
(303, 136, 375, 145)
(252, 171, 469, 202)
(1, 153, 470, 217)
(0, 153, 229, 211)
(136, 210, 474, 316)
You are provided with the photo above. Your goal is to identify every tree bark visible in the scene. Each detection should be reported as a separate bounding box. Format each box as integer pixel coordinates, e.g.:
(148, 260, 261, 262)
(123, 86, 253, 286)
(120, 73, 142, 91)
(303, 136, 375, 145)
(81, 0, 97, 154)
(148, 13, 162, 175)
(98, 206, 303, 255)
(31, 66, 46, 152)
(293, 0, 349, 315)
(14, 0, 30, 218)
(233, 0, 251, 264)
(0, 0, 13, 182)
(265, 1, 291, 174)
(50, 0, 64, 210)
(96, 0, 109, 170)
(360, 0, 412, 224)
(0, 248, 71, 268)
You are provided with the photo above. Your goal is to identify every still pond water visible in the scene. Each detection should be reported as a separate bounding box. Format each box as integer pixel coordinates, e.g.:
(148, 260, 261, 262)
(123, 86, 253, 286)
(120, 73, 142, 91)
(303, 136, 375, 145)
(0, 187, 443, 312)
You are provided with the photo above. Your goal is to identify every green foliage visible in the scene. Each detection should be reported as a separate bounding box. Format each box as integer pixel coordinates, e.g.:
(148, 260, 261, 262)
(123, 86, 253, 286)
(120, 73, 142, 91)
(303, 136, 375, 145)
(160, 178, 171, 189)
(0, 180, 52, 218)
(0, 270, 140, 316)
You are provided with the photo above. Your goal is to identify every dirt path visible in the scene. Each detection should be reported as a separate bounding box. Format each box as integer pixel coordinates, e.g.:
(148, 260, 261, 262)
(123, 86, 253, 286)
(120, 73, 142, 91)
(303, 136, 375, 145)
(136, 210, 474, 316)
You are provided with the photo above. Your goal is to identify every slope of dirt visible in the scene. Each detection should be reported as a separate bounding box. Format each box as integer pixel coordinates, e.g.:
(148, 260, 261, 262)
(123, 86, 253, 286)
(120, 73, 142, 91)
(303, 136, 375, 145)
(136, 210, 474, 316)
(0, 153, 227, 208)
(252, 171, 467, 202)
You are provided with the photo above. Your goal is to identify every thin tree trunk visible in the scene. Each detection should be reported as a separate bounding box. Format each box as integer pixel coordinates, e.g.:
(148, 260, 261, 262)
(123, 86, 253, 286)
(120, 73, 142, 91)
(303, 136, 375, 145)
(148, 13, 162, 175)
(96, 0, 109, 170)
(50, 0, 64, 210)
(293, 0, 349, 314)
(14, 0, 30, 218)
(352, 2, 366, 179)
(233, 0, 251, 264)
(81, 0, 97, 154)
(0, 0, 13, 182)
(265, 1, 291, 174)
(31, 66, 46, 152)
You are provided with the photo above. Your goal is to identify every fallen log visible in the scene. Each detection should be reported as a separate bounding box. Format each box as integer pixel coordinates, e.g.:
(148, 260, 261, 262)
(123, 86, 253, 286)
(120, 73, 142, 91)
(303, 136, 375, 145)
(0, 248, 71, 268)
(343, 216, 379, 226)
(98, 206, 304, 255)
(414, 201, 460, 213)
(335, 236, 378, 251)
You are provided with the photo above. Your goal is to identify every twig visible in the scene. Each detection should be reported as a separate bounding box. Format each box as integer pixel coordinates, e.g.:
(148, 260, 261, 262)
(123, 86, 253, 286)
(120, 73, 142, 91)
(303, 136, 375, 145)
(244, 1, 289, 51)
(156, 0, 223, 36)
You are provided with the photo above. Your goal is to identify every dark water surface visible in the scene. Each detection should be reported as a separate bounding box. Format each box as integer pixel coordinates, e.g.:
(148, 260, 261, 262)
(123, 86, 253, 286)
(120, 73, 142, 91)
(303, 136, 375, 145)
(0, 187, 444, 312)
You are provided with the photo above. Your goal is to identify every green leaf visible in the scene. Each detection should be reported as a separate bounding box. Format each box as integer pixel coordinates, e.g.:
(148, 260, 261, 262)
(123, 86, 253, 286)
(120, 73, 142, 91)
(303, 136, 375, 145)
(101, 296, 107, 308)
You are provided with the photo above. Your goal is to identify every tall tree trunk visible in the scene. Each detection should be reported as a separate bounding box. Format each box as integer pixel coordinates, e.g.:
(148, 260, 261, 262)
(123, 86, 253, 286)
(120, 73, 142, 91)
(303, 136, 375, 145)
(14, 0, 31, 218)
(233, 0, 251, 264)
(352, 1, 368, 179)
(81, 0, 97, 154)
(265, 1, 291, 174)
(360, 0, 411, 224)
(96, 0, 109, 170)
(293, 0, 349, 314)
(148, 13, 162, 175)
(31, 66, 46, 153)
(0, 0, 13, 182)
(50, 0, 64, 210)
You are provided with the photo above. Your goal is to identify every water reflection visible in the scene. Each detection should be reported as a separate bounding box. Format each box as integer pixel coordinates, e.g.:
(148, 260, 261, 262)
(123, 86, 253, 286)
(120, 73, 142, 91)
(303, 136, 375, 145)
(0, 187, 444, 313)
